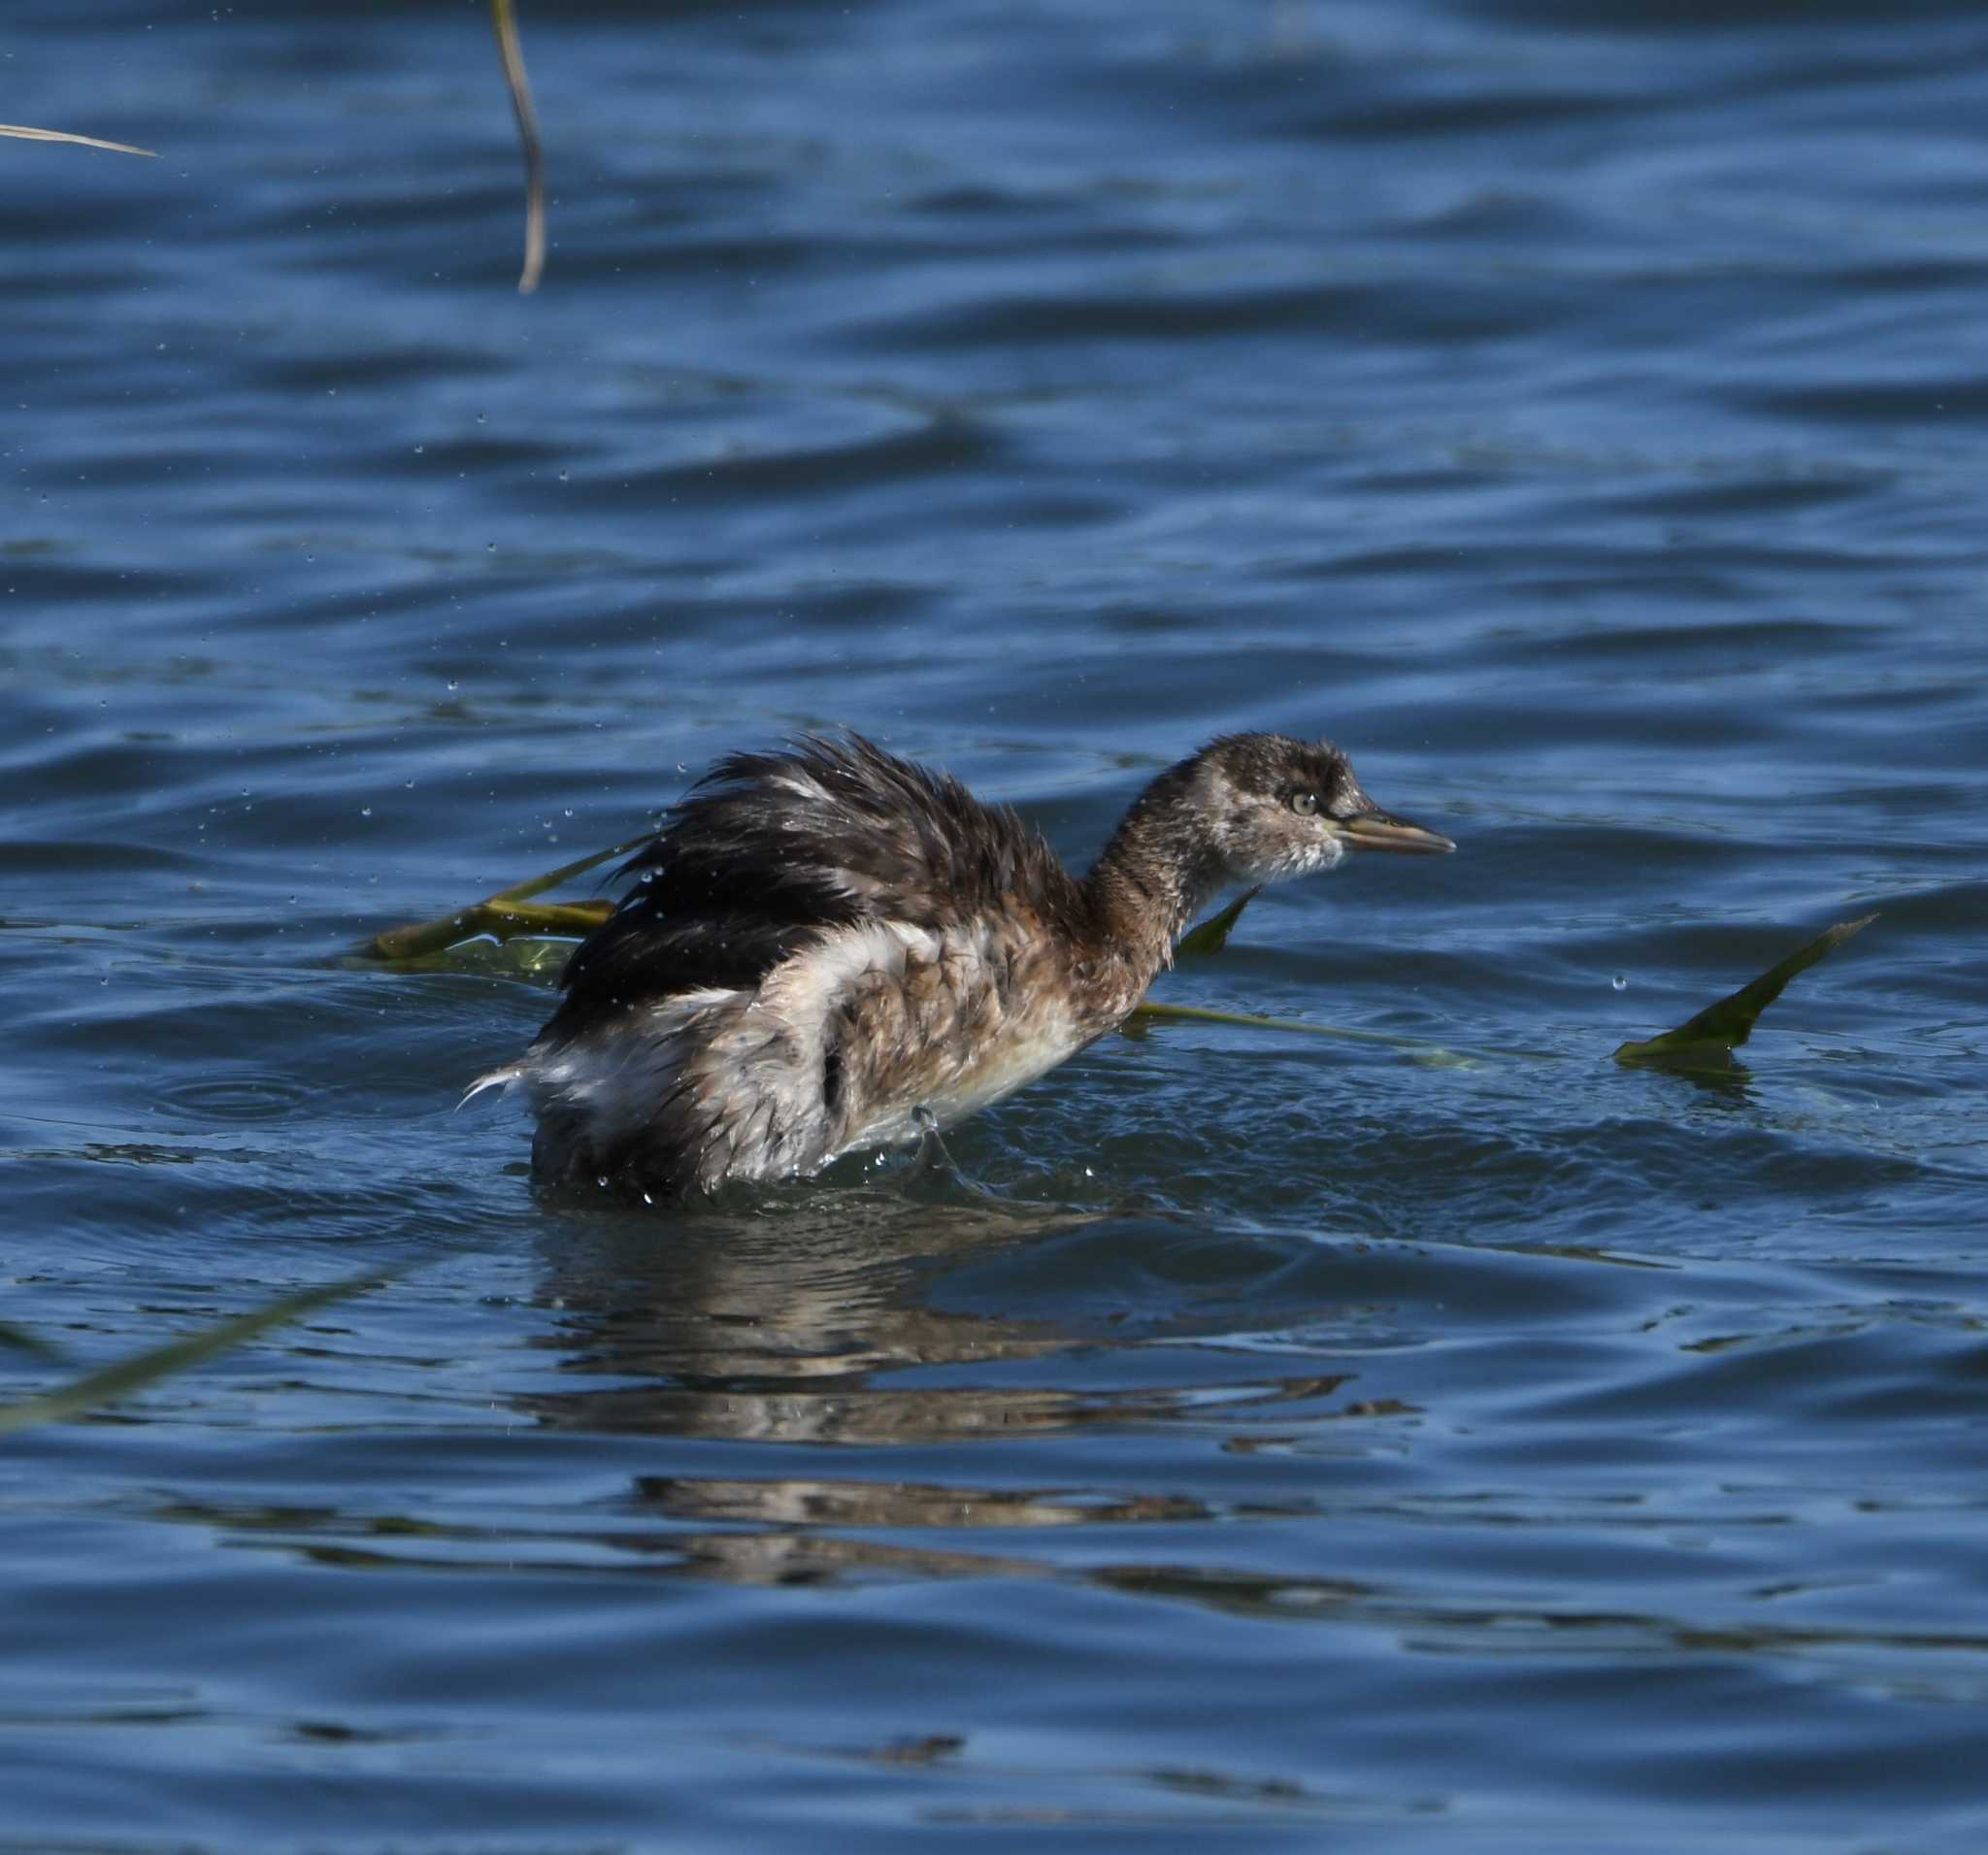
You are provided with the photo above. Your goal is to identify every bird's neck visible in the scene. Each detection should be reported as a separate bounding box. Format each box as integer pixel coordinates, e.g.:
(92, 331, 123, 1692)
(1082, 768, 1226, 987)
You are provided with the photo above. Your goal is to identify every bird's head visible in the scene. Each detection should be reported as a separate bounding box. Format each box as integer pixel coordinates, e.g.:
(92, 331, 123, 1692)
(1183, 733, 1454, 885)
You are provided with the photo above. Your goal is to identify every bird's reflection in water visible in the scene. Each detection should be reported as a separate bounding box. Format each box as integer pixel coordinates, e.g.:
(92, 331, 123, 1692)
(513, 1173, 1369, 1588)
(521, 1175, 1135, 1448)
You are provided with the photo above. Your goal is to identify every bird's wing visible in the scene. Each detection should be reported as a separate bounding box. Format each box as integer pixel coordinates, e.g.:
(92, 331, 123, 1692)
(543, 735, 1073, 1031)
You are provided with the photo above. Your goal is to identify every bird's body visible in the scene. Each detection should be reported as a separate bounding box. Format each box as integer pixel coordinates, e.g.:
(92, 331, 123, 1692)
(476, 732, 1450, 1199)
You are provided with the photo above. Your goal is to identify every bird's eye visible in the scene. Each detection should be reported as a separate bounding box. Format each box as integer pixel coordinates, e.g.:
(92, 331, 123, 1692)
(1288, 790, 1320, 816)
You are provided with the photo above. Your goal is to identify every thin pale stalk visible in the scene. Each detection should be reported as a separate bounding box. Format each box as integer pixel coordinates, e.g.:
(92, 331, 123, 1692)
(489, 0, 546, 292)
(0, 123, 155, 156)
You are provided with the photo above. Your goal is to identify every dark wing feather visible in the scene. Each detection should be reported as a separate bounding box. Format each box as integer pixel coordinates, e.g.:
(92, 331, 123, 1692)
(541, 734, 1075, 1040)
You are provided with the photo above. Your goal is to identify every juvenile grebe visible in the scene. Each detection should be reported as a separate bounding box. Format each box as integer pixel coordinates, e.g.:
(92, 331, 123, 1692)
(475, 732, 1452, 1197)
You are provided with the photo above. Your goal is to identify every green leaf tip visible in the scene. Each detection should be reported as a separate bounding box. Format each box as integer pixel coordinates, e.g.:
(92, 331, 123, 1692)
(1613, 913, 1876, 1069)
(1176, 887, 1259, 958)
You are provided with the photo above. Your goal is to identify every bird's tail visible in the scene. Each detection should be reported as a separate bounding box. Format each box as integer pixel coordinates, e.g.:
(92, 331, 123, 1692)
(457, 1063, 523, 1111)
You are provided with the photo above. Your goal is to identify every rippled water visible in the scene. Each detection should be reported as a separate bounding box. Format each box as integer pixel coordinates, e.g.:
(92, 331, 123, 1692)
(6, 0, 1988, 1847)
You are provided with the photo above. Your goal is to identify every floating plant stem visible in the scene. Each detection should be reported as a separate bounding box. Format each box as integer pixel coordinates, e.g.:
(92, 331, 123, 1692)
(0, 1270, 392, 1439)
(0, 1320, 63, 1361)
(1129, 999, 1490, 1068)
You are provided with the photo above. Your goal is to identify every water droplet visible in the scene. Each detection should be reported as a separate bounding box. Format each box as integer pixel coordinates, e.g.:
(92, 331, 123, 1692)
(1611, 974, 1628, 992)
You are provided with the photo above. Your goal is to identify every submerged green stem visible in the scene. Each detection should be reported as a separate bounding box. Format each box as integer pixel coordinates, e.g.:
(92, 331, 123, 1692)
(1129, 999, 1501, 1068)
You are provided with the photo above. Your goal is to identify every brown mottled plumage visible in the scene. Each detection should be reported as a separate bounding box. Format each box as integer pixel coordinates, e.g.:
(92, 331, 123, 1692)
(471, 732, 1451, 1199)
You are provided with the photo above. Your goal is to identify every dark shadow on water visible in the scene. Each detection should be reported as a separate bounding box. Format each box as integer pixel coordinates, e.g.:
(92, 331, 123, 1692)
(1626, 1052, 1761, 1106)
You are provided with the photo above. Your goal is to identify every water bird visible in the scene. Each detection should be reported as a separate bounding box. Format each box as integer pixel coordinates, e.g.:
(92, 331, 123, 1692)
(474, 732, 1452, 1198)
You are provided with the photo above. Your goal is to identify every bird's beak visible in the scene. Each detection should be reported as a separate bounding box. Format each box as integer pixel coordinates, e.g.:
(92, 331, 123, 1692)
(1332, 808, 1455, 855)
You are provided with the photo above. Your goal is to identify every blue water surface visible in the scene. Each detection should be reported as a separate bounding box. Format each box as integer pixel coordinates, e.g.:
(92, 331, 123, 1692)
(4, 1, 1987, 1848)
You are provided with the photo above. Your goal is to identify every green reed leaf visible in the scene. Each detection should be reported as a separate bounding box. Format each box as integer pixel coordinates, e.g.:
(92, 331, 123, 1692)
(1613, 914, 1876, 1070)
(1176, 887, 1259, 958)
(0, 1270, 391, 1439)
